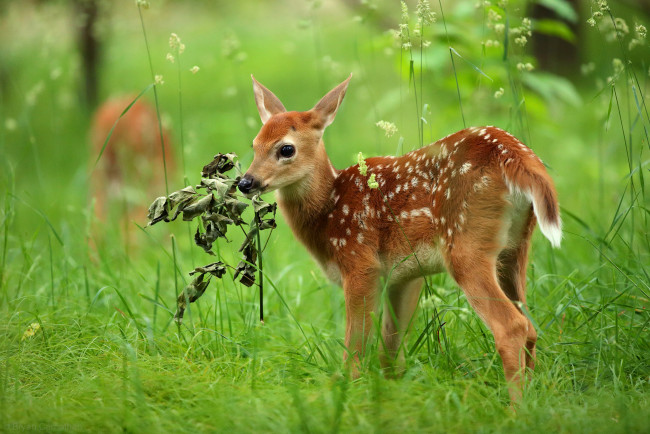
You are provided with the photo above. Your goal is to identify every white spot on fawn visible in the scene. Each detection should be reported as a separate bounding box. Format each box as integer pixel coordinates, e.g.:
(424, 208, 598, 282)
(473, 175, 490, 191)
(420, 207, 433, 219)
(357, 233, 364, 244)
(343, 204, 350, 215)
(459, 162, 472, 174)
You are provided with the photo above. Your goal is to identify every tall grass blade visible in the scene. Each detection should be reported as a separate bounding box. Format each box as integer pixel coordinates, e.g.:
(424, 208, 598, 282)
(9, 193, 63, 246)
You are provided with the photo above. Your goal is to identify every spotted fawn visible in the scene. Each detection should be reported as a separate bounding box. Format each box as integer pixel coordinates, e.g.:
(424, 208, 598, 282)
(238, 75, 561, 402)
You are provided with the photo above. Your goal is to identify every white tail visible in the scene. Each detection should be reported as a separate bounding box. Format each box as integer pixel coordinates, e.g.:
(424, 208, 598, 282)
(239, 76, 561, 403)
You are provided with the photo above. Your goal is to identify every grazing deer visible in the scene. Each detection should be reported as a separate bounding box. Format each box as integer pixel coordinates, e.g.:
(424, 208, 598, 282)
(89, 96, 174, 240)
(238, 75, 561, 402)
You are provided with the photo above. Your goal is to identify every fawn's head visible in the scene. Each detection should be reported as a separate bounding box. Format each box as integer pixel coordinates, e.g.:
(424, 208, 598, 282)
(238, 75, 351, 196)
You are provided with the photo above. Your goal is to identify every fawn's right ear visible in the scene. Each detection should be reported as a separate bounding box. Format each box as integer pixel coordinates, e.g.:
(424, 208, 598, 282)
(251, 75, 287, 124)
(312, 74, 352, 129)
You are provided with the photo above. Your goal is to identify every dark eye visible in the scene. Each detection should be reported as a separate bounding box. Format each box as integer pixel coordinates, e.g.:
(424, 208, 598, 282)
(279, 144, 295, 159)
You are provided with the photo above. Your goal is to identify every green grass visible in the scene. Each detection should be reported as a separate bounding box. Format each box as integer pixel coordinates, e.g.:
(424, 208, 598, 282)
(1, 0, 649, 432)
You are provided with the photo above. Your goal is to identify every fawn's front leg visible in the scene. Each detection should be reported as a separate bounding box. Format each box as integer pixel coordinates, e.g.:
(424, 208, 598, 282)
(342, 270, 380, 378)
(380, 278, 423, 376)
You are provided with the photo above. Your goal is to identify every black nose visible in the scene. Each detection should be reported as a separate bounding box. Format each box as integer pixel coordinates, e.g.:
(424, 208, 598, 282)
(238, 175, 254, 194)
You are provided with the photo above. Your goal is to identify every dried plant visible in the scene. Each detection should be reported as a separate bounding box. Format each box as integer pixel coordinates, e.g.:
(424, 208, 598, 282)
(146, 153, 277, 323)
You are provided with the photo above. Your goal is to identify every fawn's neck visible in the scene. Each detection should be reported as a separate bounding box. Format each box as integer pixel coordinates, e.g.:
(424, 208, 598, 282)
(276, 140, 337, 263)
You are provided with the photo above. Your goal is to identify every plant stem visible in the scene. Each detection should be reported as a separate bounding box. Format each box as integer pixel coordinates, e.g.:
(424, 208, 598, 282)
(255, 211, 264, 323)
(137, 5, 170, 196)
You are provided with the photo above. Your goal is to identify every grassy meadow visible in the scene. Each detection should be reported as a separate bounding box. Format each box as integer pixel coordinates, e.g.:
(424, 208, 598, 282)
(1, 0, 649, 432)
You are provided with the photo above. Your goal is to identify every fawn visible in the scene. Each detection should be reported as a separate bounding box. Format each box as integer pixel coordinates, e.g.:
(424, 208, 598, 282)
(238, 75, 561, 402)
(89, 96, 174, 240)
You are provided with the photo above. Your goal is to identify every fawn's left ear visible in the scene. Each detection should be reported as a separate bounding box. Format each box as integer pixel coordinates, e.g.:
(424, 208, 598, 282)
(312, 74, 352, 129)
(251, 75, 287, 124)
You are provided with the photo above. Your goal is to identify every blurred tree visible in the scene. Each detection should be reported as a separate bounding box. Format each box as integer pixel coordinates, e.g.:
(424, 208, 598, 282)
(74, 0, 102, 108)
(530, 0, 579, 76)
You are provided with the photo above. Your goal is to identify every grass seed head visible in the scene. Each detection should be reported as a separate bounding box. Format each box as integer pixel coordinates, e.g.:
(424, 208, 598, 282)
(416, 0, 436, 26)
(357, 152, 368, 176)
(376, 120, 398, 137)
(367, 173, 379, 189)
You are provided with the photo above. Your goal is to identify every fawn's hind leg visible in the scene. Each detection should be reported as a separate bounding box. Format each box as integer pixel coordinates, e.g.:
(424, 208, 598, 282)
(380, 277, 423, 375)
(448, 246, 531, 402)
(497, 211, 538, 369)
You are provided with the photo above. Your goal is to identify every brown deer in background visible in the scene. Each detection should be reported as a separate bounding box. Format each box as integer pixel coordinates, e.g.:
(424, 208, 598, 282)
(89, 96, 174, 244)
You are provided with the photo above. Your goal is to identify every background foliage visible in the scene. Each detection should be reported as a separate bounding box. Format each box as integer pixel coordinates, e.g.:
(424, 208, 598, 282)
(1, 0, 649, 432)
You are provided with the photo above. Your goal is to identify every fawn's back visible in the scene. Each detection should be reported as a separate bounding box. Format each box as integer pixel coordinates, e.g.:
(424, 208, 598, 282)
(313, 125, 560, 286)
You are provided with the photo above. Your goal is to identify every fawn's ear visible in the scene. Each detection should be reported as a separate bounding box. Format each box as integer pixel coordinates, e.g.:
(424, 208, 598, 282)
(312, 74, 352, 129)
(251, 75, 287, 124)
